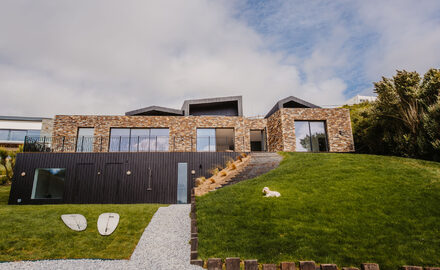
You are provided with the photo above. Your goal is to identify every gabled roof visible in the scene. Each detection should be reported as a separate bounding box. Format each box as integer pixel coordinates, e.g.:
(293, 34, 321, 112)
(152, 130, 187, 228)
(265, 96, 320, 118)
(125, 106, 183, 116)
(181, 96, 243, 116)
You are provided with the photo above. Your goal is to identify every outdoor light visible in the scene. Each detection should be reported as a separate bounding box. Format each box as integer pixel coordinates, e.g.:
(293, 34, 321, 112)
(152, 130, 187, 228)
(17, 199, 21, 203)
(191, 170, 196, 175)
(126, 170, 132, 176)
(21, 172, 26, 177)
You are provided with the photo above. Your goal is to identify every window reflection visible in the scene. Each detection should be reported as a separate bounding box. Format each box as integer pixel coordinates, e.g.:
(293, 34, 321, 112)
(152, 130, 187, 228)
(295, 121, 328, 152)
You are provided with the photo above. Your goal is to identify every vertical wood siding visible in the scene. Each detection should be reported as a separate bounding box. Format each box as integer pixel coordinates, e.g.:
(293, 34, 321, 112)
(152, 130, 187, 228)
(8, 152, 242, 205)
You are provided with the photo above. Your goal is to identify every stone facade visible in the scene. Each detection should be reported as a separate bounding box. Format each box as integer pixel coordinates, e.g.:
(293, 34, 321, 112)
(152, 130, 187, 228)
(41, 119, 54, 137)
(51, 108, 354, 153)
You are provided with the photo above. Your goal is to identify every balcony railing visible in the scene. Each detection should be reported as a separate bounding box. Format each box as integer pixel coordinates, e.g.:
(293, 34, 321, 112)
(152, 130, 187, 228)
(24, 135, 243, 153)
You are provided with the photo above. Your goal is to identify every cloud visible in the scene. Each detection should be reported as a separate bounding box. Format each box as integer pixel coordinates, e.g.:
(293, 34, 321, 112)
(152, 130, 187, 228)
(0, 0, 350, 117)
(1, 0, 439, 117)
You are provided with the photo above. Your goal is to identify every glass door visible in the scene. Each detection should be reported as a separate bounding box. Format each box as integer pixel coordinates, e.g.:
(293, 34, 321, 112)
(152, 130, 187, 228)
(177, 163, 188, 204)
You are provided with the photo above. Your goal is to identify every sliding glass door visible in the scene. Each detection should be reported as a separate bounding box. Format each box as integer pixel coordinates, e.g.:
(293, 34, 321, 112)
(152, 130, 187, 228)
(196, 128, 234, 152)
(295, 121, 328, 152)
(109, 128, 169, 152)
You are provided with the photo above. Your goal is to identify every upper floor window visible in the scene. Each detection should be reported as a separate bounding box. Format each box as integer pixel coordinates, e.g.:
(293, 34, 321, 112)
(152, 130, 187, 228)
(109, 128, 169, 152)
(0, 129, 41, 142)
(294, 121, 328, 152)
(196, 128, 234, 152)
(76, 128, 94, 152)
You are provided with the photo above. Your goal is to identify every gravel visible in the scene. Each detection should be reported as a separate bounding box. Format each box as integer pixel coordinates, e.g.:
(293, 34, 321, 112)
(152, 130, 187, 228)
(0, 205, 202, 270)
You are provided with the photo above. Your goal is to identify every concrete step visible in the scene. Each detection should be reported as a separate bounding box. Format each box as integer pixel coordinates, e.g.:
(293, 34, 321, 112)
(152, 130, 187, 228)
(218, 152, 283, 188)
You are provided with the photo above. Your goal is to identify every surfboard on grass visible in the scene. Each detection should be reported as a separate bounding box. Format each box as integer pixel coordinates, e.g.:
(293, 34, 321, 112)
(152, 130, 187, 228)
(61, 214, 87, 231)
(97, 213, 120, 236)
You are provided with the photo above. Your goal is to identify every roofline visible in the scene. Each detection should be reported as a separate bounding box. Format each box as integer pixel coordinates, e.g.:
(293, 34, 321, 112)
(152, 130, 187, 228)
(181, 95, 243, 116)
(264, 96, 321, 118)
(125, 106, 183, 116)
(0, 116, 51, 121)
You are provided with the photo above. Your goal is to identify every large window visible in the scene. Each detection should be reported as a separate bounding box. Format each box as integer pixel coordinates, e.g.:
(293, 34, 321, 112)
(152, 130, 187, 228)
(197, 128, 234, 152)
(0, 129, 41, 142)
(109, 128, 169, 152)
(76, 128, 94, 152)
(31, 168, 65, 199)
(295, 121, 328, 152)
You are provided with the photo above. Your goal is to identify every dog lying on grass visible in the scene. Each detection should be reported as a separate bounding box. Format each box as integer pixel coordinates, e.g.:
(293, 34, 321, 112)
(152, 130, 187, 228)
(262, 187, 281, 197)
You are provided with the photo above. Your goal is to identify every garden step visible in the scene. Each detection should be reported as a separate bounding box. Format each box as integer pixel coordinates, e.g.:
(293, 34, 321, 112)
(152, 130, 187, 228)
(218, 152, 282, 188)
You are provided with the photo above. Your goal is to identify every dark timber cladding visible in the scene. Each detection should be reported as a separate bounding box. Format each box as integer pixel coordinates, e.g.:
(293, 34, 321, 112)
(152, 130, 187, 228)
(8, 152, 241, 205)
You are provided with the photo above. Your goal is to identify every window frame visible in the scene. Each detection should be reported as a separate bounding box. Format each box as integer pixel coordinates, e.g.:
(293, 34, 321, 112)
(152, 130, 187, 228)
(294, 120, 329, 152)
(108, 127, 169, 152)
(31, 168, 66, 200)
(76, 127, 95, 152)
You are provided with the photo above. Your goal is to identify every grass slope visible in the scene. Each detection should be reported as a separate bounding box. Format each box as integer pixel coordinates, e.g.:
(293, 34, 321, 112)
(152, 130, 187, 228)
(197, 153, 440, 270)
(0, 185, 162, 262)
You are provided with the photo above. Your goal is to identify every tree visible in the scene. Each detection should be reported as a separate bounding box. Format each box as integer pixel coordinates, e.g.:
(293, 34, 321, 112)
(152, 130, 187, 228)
(346, 68, 440, 161)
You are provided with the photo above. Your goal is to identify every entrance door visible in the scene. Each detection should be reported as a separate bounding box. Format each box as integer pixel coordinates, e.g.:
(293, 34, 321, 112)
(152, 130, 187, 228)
(177, 163, 188, 204)
(250, 130, 267, 151)
(102, 163, 124, 203)
(72, 163, 96, 203)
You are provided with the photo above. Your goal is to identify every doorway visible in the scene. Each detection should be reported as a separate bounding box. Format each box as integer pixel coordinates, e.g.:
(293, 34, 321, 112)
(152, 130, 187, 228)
(250, 129, 267, 152)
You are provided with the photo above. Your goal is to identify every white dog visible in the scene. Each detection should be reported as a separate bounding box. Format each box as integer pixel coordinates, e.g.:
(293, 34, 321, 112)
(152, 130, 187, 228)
(262, 187, 281, 197)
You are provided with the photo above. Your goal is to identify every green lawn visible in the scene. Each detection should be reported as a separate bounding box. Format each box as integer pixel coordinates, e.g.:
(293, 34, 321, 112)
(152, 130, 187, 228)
(0, 185, 162, 261)
(197, 153, 440, 270)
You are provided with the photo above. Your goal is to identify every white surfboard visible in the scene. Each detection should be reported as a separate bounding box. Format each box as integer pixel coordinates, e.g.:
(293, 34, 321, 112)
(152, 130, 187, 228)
(97, 213, 120, 236)
(61, 214, 87, 231)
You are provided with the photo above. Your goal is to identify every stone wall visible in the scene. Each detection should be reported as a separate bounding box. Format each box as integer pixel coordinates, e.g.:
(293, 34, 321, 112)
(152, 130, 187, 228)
(266, 110, 284, 152)
(281, 108, 354, 152)
(52, 115, 261, 152)
(41, 119, 54, 137)
(51, 108, 354, 153)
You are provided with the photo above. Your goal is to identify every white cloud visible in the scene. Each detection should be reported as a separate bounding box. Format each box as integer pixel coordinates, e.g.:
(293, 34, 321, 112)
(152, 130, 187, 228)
(1, 0, 439, 117)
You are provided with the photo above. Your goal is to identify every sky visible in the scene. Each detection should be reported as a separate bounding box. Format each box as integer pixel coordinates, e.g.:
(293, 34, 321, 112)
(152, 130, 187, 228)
(1, 0, 439, 117)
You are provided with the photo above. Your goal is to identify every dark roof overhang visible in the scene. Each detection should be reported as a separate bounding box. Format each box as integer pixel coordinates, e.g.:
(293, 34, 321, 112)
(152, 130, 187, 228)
(181, 95, 243, 116)
(125, 106, 184, 116)
(264, 96, 320, 118)
(0, 116, 51, 121)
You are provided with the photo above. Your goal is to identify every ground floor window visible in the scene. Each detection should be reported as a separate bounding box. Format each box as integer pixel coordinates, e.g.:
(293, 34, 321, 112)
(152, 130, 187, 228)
(196, 128, 234, 152)
(31, 168, 65, 199)
(109, 128, 169, 152)
(295, 121, 328, 152)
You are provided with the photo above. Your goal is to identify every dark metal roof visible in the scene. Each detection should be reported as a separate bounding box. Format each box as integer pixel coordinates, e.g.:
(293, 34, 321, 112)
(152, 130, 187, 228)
(265, 96, 320, 118)
(0, 116, 51, 121)
(181, 96, 243, 116)
(125, 106, 183, 116)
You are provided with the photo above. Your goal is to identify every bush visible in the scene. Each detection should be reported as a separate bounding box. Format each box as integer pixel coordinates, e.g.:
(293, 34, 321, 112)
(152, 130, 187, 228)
(344, 68, 440, 161)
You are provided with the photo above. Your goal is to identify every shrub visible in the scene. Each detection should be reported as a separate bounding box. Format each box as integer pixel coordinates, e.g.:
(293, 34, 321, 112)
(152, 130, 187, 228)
(210, 178, 216, 183)
(210, 168, 219, 176)
(226, 160, 233, 168)
(240, 153, 247, 158)
(220, 171, 227, 177)
(236, 155, 243, 162)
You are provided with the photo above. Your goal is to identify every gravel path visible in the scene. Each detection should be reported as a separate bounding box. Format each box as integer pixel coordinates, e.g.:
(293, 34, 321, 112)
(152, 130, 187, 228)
(0, 205, 202, 270)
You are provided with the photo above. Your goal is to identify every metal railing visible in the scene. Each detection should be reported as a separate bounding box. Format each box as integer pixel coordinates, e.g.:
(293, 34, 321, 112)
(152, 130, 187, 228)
(24, 135, 244, 153)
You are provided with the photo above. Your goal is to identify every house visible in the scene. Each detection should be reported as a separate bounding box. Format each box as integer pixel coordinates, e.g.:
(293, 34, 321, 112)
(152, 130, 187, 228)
(345, 94, 377, 105)
(9, 95, 354, 205)
(0, 116, 52, 150)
